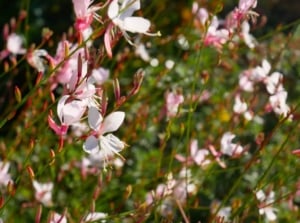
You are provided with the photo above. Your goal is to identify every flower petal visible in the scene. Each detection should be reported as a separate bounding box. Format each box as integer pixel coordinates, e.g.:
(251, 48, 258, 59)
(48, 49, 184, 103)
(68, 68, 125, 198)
(107, 0, 119, 19)
(123, 17, 151, 33)
(83, 135, 99, 154)
(88, 106, 103, 130)
(101, 111, 125, 134)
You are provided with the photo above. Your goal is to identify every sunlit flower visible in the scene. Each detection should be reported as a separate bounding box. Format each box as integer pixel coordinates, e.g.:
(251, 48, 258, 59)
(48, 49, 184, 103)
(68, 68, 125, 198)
(232, 0, 257, 23)
(256, 190, 277, 222)
(269, 90, 290, 117)
(165, 91, 184, 118)
(27, 49, 48, 73)
(239, 69, 255, 92)
(84, 212, 107, 222)
(233, 95, 248, 114)
(251, 59, 271, 82)
(0, 161, 12, 186)
(220, 132, 245, 157)
(83, 107, 126, 165)
(49, 212, 67, 223)
(241, 21, 256, 48)
(265, 71, 284, 95)
(105, 0, 159, 57)
(6, 33, 26, 55)
(108, 0, 151, 36)
(72, 0, 100, 31)
(204, 16, 229, 50)
(175, 139, 211, 167)
(33, 180, 53, 207)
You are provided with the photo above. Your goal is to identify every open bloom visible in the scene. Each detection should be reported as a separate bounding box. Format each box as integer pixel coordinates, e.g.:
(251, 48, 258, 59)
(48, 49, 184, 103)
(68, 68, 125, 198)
(72, 0, 100, 31)
(108, 0, 151, 35)
(6, 33, 26, 55)
(165, 91, 184, 118)
(204, 16, 229, 50)
(83, 107, 126, 163)
(175, 139, 211, 167)
(0, 33, 26, 59)
(105, 0, 159, 56)
(33, 180, 53, 207)
(84, 212, 107, 222)
(49, 212, 67, 223)
(0, 161, 12, 186)
(220, 132, 245, 157)
(256, 190, 277, 221)
(232, 0, 257, 23)
(269, 90, 290, 117)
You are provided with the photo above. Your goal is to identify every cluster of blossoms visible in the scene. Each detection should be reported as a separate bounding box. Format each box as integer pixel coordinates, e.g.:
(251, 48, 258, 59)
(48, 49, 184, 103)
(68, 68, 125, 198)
(0, 0, 158, 218)
(237, 59, 291, 118)
(23, 0, 159, 170)
(145, 169, 197, 218)
(193, 0, 257, 50)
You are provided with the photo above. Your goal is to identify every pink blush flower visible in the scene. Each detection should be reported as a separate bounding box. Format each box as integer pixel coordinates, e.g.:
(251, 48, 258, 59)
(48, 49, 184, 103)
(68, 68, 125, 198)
(0, 162, 12, 186)
(57, 95, 87, 126)
(165, 92, 184, 118)
(6, 33, 26, 55)
(49, 213, 67, 223)
(220, 132, 245, 157)
(83, 107, 126, 165)
(72, 0, 99, 31)
(33, 180, 53, 207)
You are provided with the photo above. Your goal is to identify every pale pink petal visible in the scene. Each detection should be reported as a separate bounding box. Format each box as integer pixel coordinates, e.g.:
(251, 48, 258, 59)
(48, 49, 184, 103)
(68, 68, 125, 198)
(57, 95, 70, 123)
(104, 24, 113, 58)
(101, 111, 125, 134)
(123, 17, 151, 33)
(61, 100, 87, 125)
(83, 135, 99, 154)
(88, 106, 103, 130)
(84, 212, 107, 222)
(107, 0, 119, 19)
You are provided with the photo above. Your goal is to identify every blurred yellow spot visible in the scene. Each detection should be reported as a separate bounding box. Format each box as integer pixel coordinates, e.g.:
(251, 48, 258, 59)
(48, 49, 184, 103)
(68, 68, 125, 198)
(218, 108, 230, 122)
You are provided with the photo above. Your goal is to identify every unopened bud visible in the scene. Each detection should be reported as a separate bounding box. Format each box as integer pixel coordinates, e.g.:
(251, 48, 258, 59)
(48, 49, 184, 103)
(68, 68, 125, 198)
(29, 138, 35, 150)
(129, 69, 144, 96)
(26, 165, 35, 179)
(63, 41, 69, 59)
(113, 78, 121, 101)
(14, 86, 22, 103)
(0, 195, 4, 208)
(292, 149, 300, 158)
(42, 27, 53, 41)
(35, 72, 43, 85)
(101, 90, 108, 116)
(7, 181, 15, 196)
(124, 185, 132, 199)
(35, 204, 42, 223)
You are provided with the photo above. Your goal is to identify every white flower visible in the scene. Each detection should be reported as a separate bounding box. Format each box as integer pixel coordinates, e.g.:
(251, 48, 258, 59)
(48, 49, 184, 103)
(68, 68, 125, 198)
(220, 132, 245, 157)
(27, 49, 48, 73)
(0, 161, 12, 186)
(108, 0, 151, 35)
(265, 72, 284, 95)
(57, 95, 87, 126)
(269, 90, 290, 117)
(241, 21, 256, 48)
(49, 212, 67, 223)
(83, 107, 126, 163)
(33, 180, 53, 207)
(84, 212, 107, 222)
(251, 59, 271, 82)
(233, 95, 248, 114)
(256, 190, 277, 222)
(6, 33, 26, 55)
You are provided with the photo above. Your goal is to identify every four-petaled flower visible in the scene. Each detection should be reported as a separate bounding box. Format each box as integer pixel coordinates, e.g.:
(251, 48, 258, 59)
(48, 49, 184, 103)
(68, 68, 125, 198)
(33, 180, 54, 207)
(83, 107, 126, 164)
